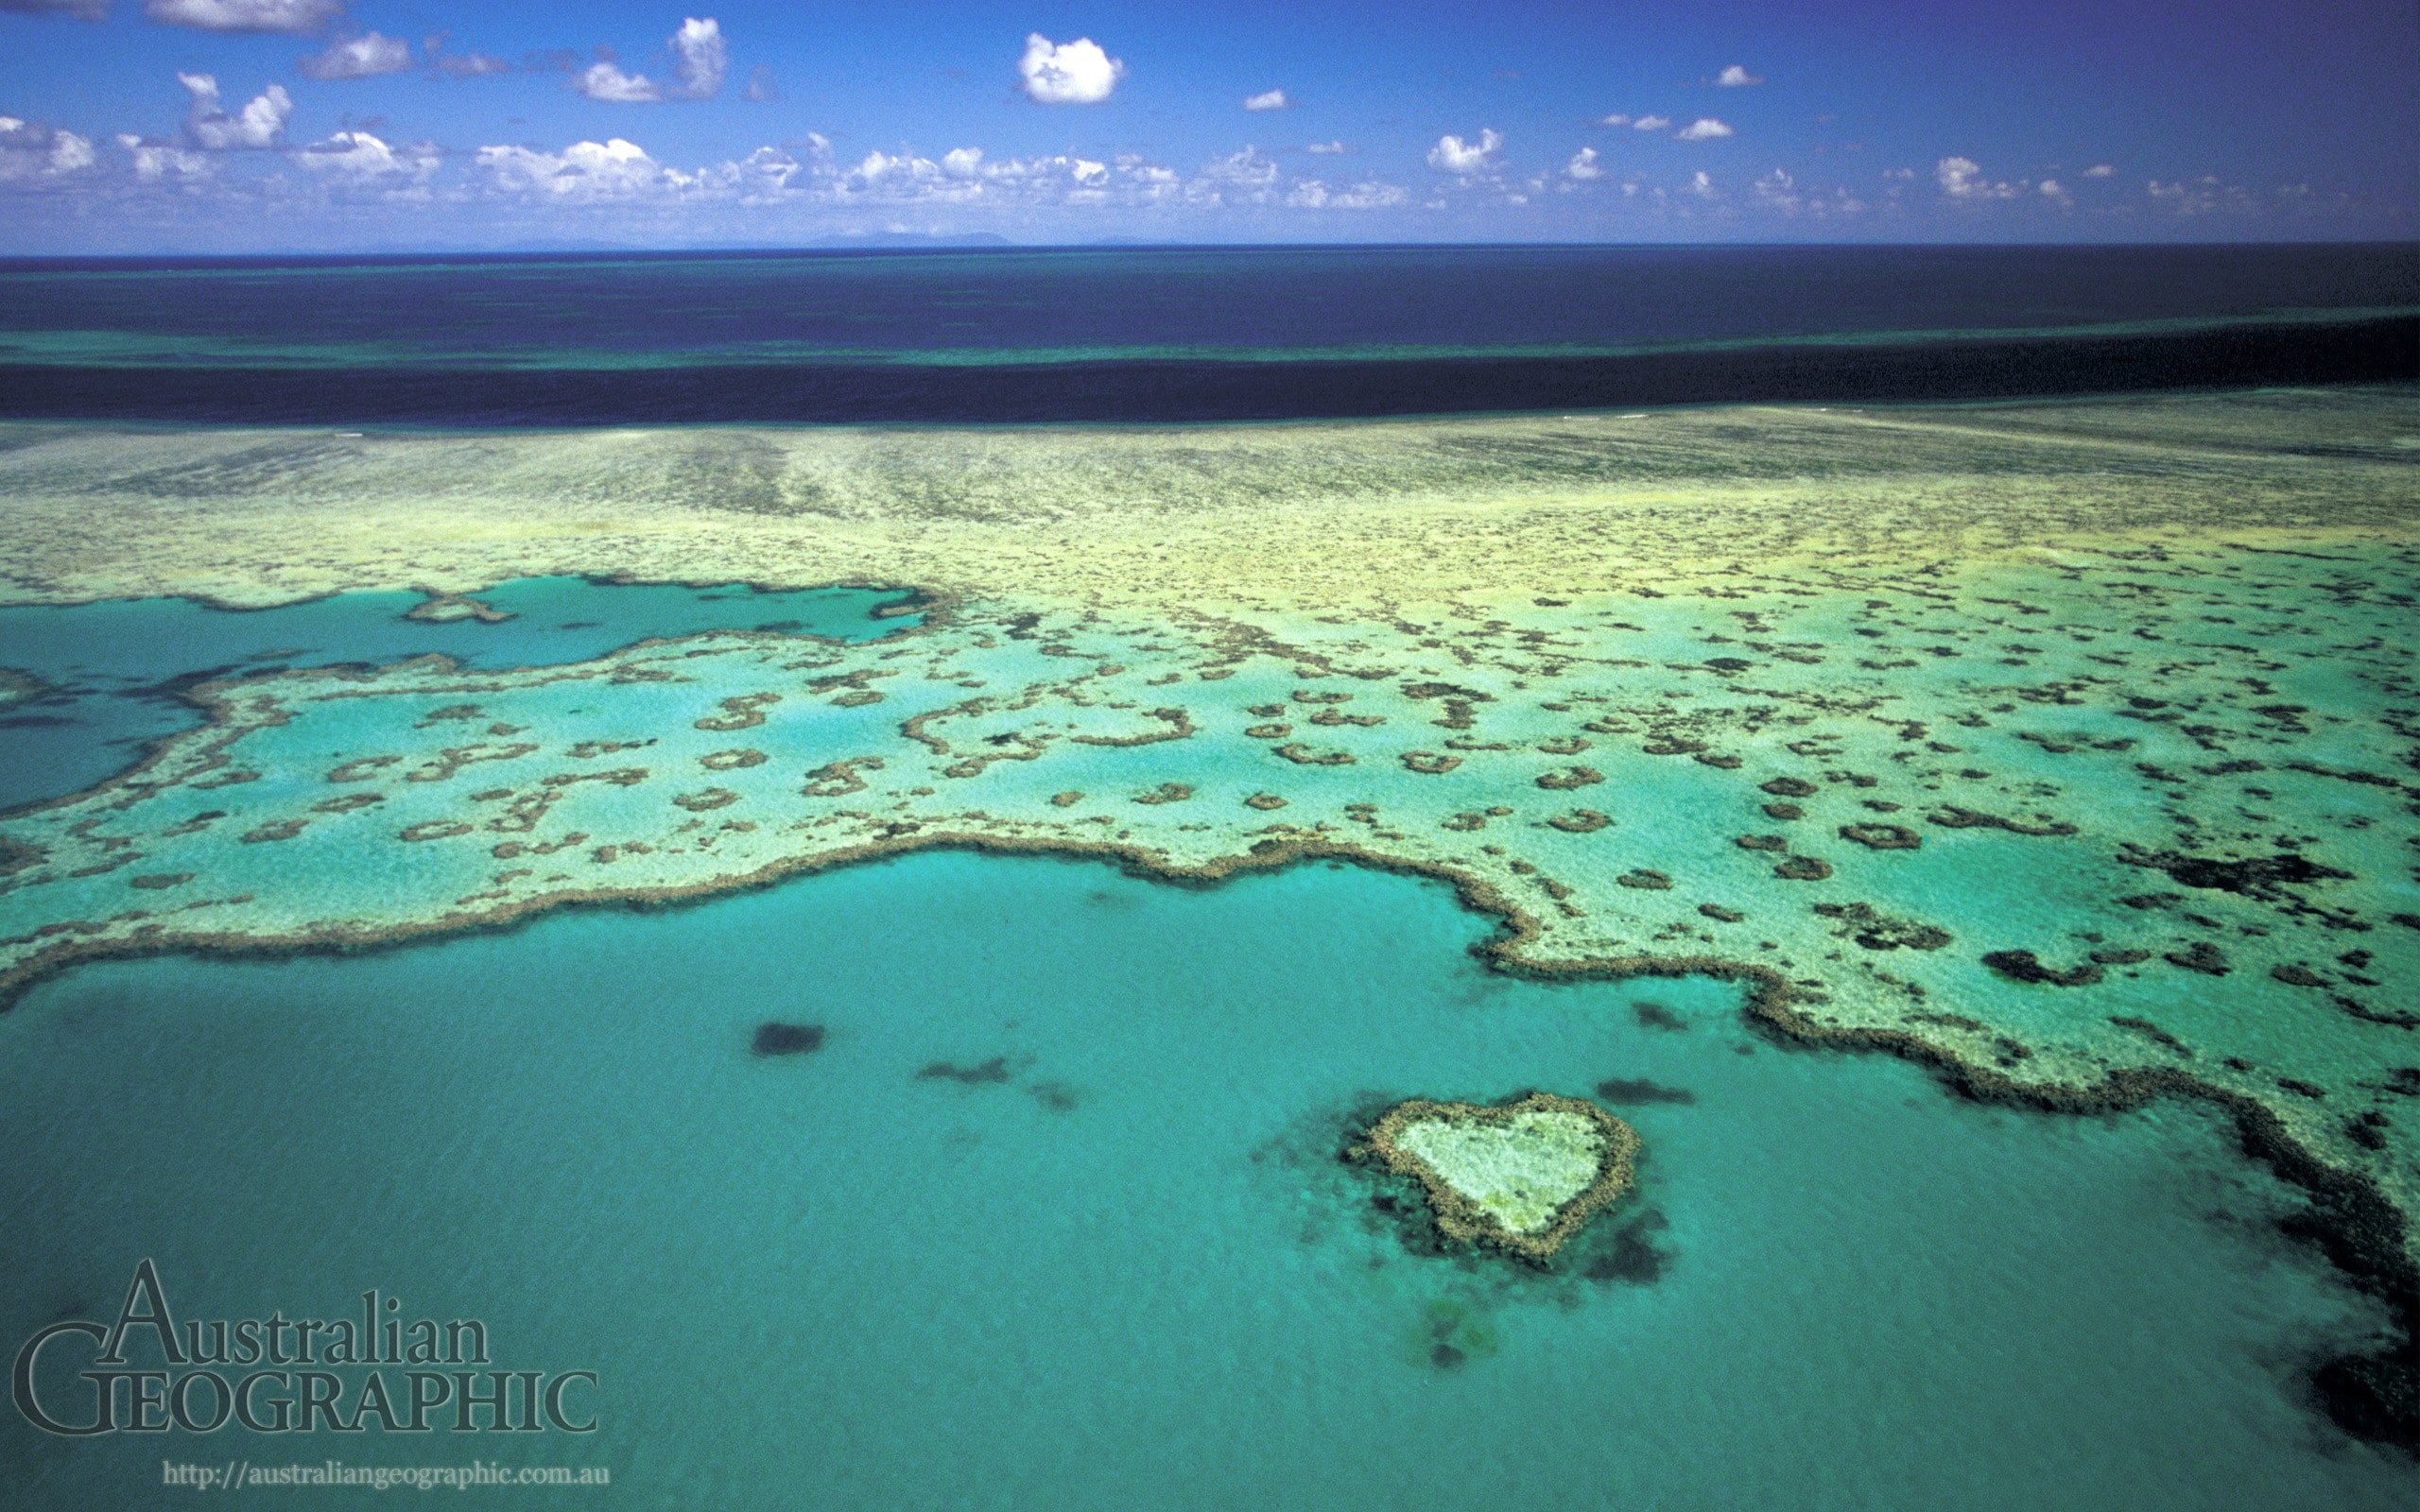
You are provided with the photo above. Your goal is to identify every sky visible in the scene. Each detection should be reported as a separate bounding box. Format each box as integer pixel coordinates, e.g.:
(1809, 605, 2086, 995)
(0, 0, 2414, 251)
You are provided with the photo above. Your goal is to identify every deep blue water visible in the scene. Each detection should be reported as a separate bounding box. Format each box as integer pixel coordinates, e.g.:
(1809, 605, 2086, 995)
(0, 577, 916, 813)
(0, 245, 2411, 422)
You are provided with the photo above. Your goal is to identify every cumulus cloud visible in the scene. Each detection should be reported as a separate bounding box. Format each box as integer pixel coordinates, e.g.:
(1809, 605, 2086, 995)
(1018, 34, 1121, 104)
(0, 115, 96, 181)
(1597, 112, 1630, 126)
(145, 0, 341, 34)
(1564, 146, 1600, 180)
(1206, 146, 1278, 187)
(1936, 155, 1985, 195)
(1305, 139, 1348, 154)
(669, 18, 727, 97)
(1674, 117, 1733, 141)
(1631, 114, 1670, 131)
(1716, 65, 1762, 86)
(294, 129, 437, 185)
(1426, 128, 1501, 175)
(834, 144, 1121, 205)
(2083, 163, 2115, 178)
(1936, 154, 2021, 199)
(1243, 89, 1288, 112)
(2038, 178, 2071, 206)
(298, 31, 413, 80)
(575, 17, 726, 102)
(426, 35, 510, 77)
(575, 60, 657, 102)
(667, 139, 1190, 211)
(1286, 177, 1408, 210)
(1750, 168, 1864, 217)
(476, 137, 691, 198)
(1688, 169, 1716, 198)
(117, 132, 213, 180)
(180, 73, 294, 149)
(2148, 176, 2255, 215)
(745, 64, 777, 101)
(731, 145, 799, 197)
(1, 0, 109, 19)
(55, 104, 1430, 228)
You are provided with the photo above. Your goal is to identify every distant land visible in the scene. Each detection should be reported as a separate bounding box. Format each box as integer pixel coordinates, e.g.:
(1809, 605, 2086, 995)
(809, 232, 1017, 249)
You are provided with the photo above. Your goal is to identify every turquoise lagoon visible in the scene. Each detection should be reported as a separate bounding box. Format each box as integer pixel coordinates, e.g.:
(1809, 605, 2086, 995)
(0, 578, 916, 811)
(0, 850, 2408, 1509)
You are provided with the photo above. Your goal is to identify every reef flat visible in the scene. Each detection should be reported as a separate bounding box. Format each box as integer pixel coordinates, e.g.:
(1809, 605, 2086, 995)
(0, 387, 2415, 1440)
(1356, 1092, 1639, 1261)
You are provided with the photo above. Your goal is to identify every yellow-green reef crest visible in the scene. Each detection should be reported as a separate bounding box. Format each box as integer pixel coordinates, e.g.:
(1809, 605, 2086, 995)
(0, 388, 2414, 1444)
(1356, 1092, 1641, 1262)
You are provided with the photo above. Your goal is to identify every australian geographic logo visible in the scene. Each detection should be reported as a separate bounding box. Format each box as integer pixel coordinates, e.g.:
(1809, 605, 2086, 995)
(12, 1262, 596, 1437)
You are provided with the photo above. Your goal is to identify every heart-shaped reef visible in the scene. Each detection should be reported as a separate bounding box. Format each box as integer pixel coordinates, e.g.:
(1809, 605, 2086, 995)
(1355, 1091, 1640, 1263)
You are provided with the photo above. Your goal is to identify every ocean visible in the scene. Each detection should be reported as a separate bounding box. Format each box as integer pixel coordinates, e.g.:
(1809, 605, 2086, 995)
(0, 244, 2414, 1505)
(0, 243, 2411, 422)
(1, 850, 2408, 1508)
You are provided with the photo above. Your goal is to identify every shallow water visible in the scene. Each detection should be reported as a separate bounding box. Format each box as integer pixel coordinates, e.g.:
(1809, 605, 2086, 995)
(0, 577, 915, 811)
(0, 850, 2404, 1509)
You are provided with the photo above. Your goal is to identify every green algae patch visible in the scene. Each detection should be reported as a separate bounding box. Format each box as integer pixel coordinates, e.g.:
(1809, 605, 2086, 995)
(1357, 1092, 1640, 1263)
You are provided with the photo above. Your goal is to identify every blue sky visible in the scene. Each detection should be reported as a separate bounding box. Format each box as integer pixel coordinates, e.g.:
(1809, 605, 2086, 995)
(0, 0, 2413, 250)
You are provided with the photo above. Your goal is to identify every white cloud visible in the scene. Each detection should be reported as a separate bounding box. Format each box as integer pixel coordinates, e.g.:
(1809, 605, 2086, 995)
(2148, 176, 2255, 215)
(294, 129, 437, 185)
(1597, 113, 1631, 127)
(298, 32, 414, 80)
(1674, 117, 1733, 142)
(745, 64, 777, 102)
(2083, 163, 2115, 178)
(734, 145, 798, 197)
(1632, 114, 1670, 131)
(1305, 140, 1347, 154)
(0, 0, 108, 18)
(574, 18, 727, 102)
(476, 137, 690, 199)
(796, 143, 1188, 208)
(1018, 34, 1122, 104)
(431, 40, 510, 77)
(1689, 169, 1716, 198)
(575, 60, 660, 102)
(145, 0, 340, 33)
(117, 132, 213, 180)
(851, 149, 939, 191)
(37, 109, 1447, 229)
(1243, 89, 1288, 112)
(2038, 178, 2071, 205)
(180, 73, 294, 149)
(1121, 155, 1178, 198)
(1748, 170, 1864, 218)
(1287, 177, 1408, 210)
(1426, 128, 1501, 175)
(669, 17, 727, 98)
(1564, 146, 1600, 180)
(0, 116, 96, 181)
(1717, 65, 1762, 87)
(1204, 146, 1279, 189)
(1936, 154, 2021, 199)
